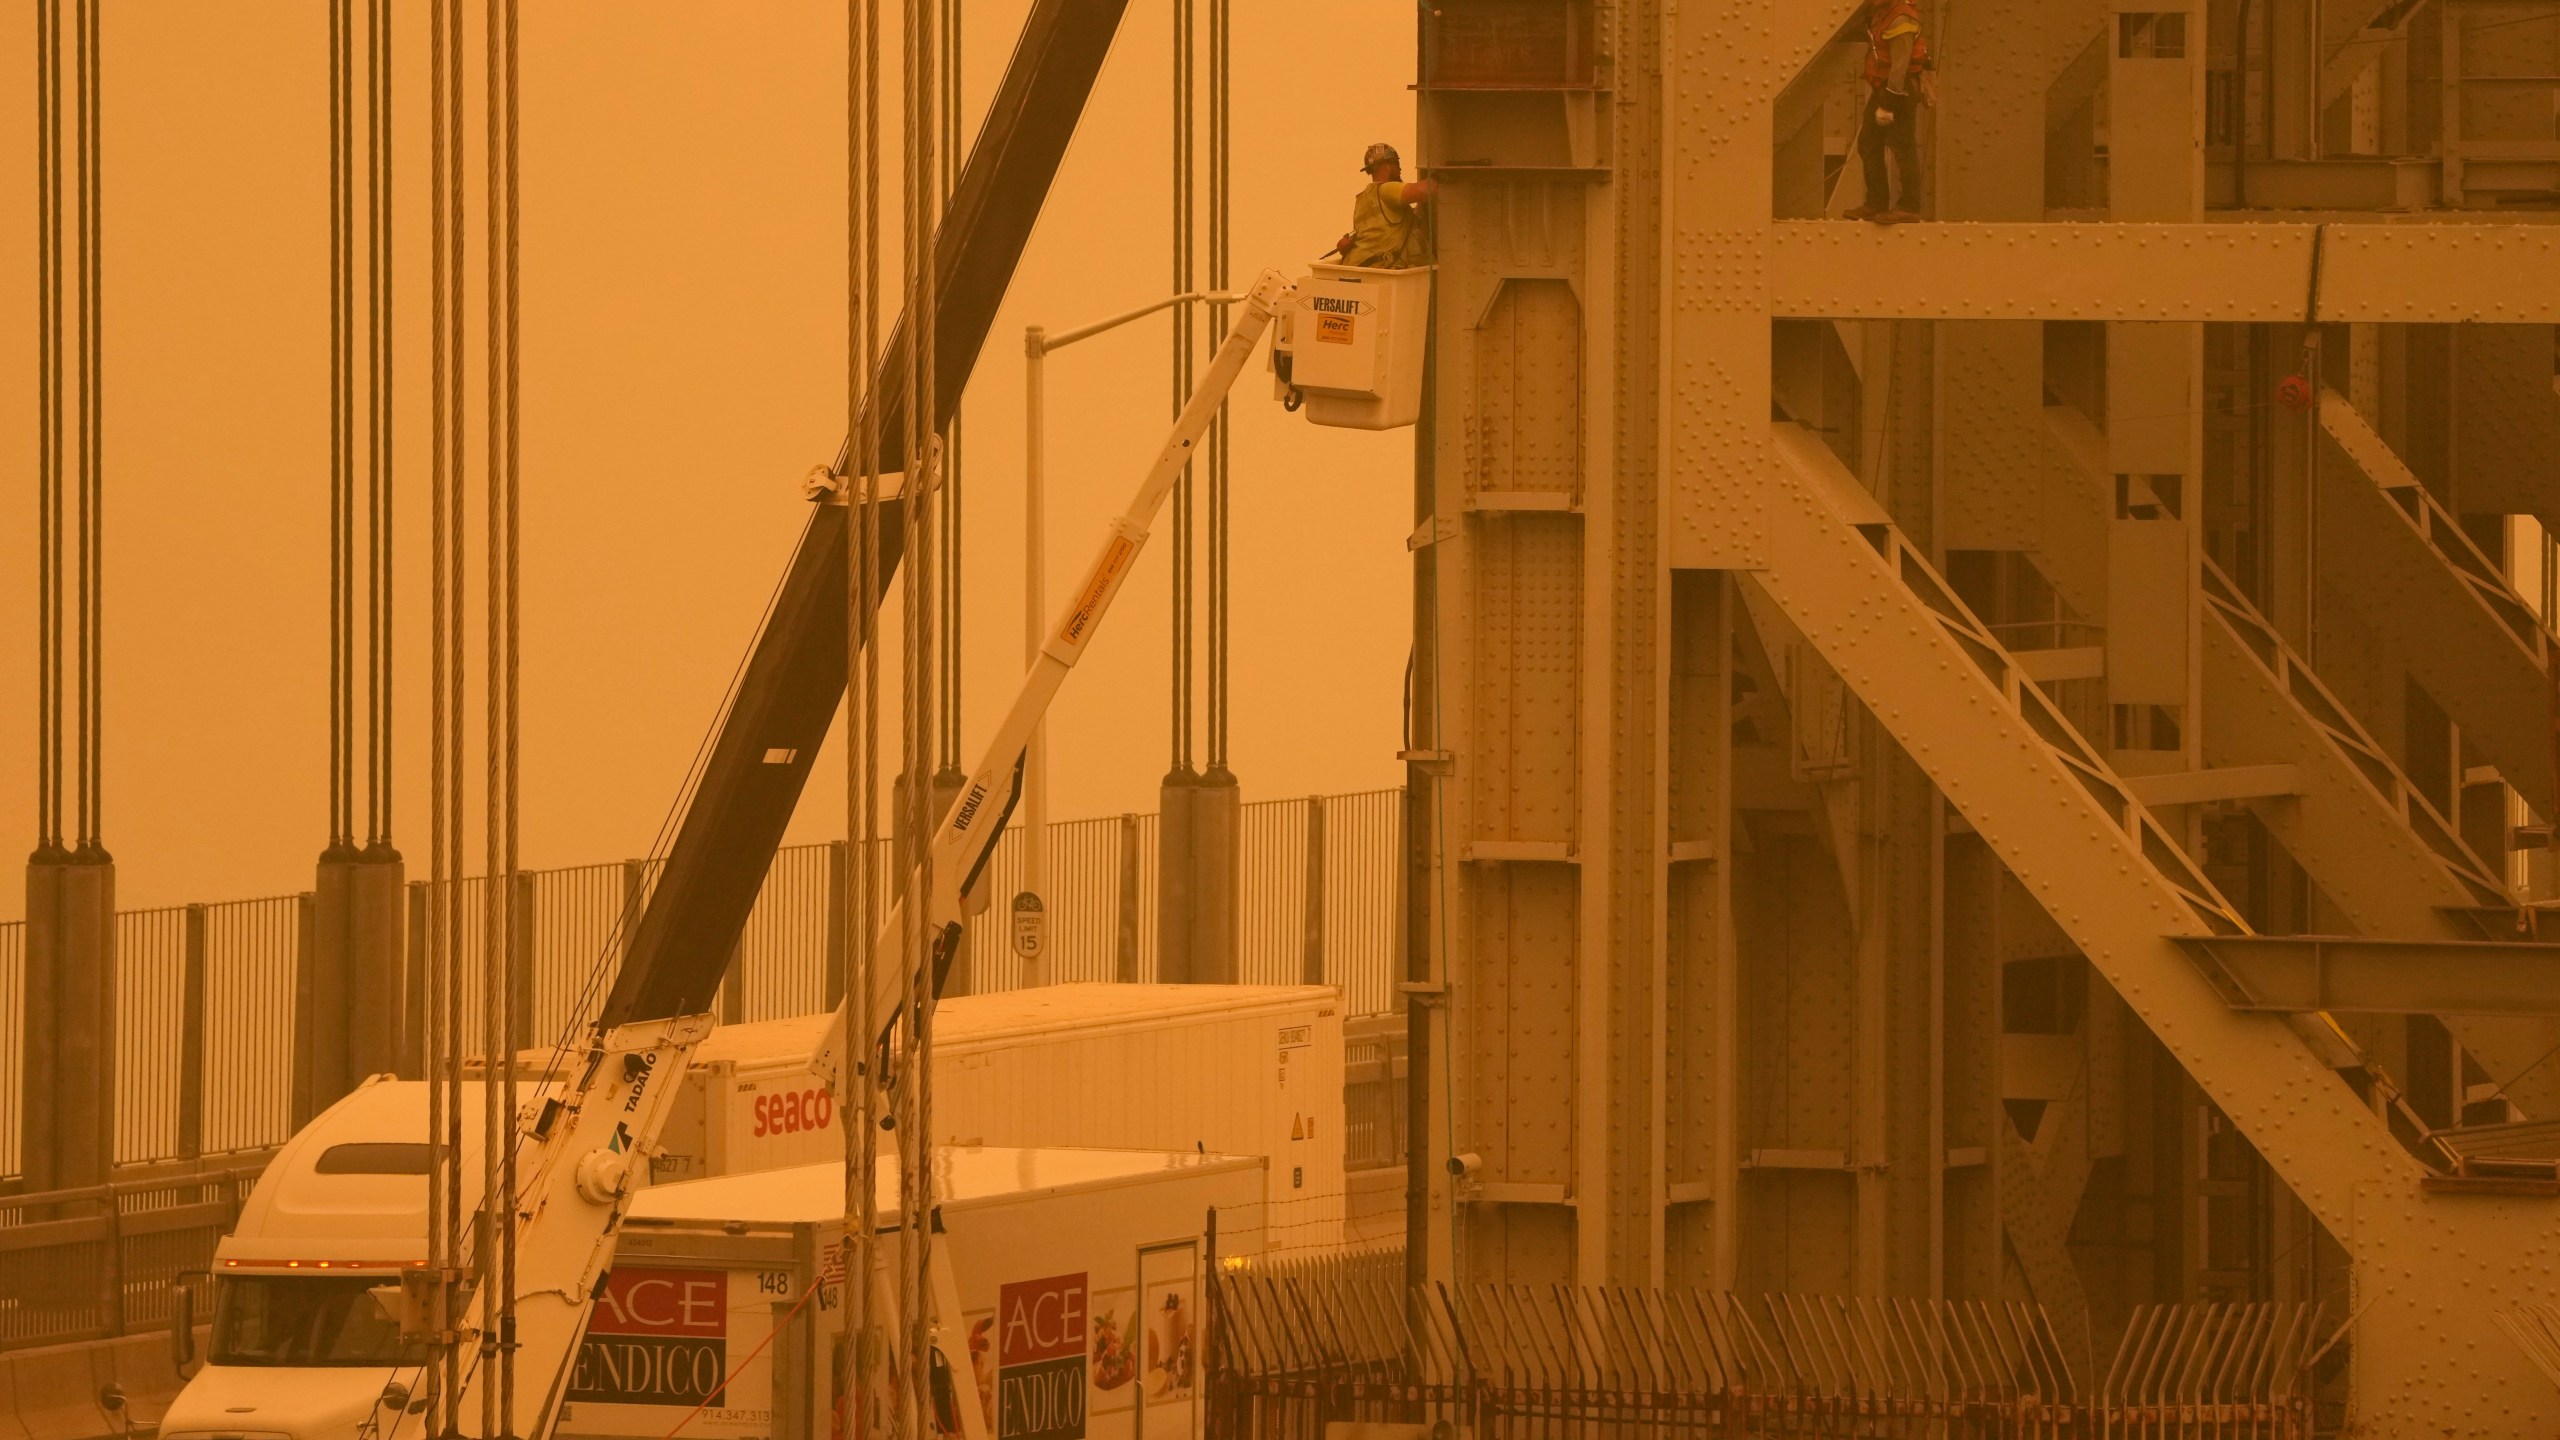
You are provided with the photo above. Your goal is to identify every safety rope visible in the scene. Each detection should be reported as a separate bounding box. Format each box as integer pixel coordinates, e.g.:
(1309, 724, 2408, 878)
(72, 0, 102, 853)
(33, 0, 63, 855)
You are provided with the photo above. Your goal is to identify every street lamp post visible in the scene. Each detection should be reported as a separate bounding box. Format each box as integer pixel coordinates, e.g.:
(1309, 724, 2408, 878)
(1017, 290, 1240, 978)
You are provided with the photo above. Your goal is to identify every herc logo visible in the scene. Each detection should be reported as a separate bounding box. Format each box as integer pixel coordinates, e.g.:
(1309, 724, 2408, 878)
(997, 1272, 1087, 1440)
(568, 1268, 727, 1406)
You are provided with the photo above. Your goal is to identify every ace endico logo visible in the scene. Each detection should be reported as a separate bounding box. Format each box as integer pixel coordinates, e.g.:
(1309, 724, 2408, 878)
(569, 1267, 728, 1407)
(996, 1272, 1088, 1440)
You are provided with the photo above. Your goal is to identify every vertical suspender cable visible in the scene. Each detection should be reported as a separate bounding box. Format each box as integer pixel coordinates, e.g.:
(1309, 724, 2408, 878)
(939, 0, 963, 779)
(1169, 0, 1194, 777)
(1207, 0, 1230, 774)
(366, 0, 393, 848)
(479, 0, 514, 1427)
(73, 0, 101, 852)
(34, 0, 63, 856)
(423, 0, 452, 1423)
(502, 0, 523, 1417)
(496, 0, 524, 1423)
(435, 0, 469, 1420)
(329, 0, 352, 852)
(899, 0, 939, 1422)
(840, 0, 883, 1430)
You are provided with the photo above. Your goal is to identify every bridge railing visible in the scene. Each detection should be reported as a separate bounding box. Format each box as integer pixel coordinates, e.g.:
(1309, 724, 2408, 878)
(1, 787, 1407, 1185)
(0, 1160, 269, 1354)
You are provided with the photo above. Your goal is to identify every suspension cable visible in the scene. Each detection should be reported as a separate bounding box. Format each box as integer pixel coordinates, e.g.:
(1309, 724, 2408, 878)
(840, 0, 883, 1428)
(73, 0, 101, 853)
(937, 0, 964, 776)
(501, 0, 522, 1414)
(499, 0, 524, 1422)
(366, 0, 394, 848)
(1169, 0, 1195, 776)
(1207, 0, 1230, 773)
(34, 0, 63, 855)
(424, 0, 453, 1423)
(329, 0, 353, 852)
(427, 0, 467, 1424)
(477, 0, 521, 1427)
(899, 0, 940, 1423)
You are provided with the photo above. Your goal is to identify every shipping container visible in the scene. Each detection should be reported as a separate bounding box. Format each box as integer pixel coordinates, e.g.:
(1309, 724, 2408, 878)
(651, 983, 1345, 1254)
(557, 1146, 1265, 1440)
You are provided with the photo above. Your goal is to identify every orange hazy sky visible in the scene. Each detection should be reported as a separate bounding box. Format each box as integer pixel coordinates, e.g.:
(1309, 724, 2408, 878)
(0, 3, 1419, 919)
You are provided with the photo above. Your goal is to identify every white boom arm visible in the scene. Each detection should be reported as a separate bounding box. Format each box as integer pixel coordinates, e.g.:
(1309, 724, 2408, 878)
(811, 265, 1293, 1097)
(422, 267, 1291, 1439)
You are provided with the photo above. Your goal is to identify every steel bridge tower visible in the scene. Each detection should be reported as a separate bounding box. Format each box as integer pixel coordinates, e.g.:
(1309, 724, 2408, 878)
(1407, 0, 2560, 1429)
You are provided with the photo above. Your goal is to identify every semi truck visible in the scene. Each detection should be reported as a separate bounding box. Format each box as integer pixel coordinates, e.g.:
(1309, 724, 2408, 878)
(155, 1092, 1258, 1440)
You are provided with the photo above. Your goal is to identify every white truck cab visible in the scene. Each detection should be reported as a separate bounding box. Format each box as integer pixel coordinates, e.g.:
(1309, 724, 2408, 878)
(158, 1077, 490, 1440)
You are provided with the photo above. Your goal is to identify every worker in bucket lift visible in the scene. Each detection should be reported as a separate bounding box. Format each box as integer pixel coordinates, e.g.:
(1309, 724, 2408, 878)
(1332, 142, 1434, 268)
(1845, 0, 1934, 224)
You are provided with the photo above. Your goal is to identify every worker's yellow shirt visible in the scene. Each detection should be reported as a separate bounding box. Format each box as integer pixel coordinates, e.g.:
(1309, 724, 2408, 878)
(1346, 180, 1430, 269)
(1878, 17, 1920, 39)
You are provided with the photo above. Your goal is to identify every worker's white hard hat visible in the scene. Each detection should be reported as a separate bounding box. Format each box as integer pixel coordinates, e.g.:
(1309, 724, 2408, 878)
(1362, 142, 1400, 171)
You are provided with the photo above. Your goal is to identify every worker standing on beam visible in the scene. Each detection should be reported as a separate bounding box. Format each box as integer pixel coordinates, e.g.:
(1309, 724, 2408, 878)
(1335, 142, 1434, 267)
(1846, 0, 1933, 224)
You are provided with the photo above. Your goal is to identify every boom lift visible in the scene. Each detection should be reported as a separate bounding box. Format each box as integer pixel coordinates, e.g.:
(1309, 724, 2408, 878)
(439, 270, 1296, 1437)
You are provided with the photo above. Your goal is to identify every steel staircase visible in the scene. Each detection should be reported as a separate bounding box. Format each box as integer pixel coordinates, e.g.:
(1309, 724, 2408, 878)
(1755, 420, 2560, 1434)
(2200, 562, 2560, 1118)
(2044, 397, 2559, 1117)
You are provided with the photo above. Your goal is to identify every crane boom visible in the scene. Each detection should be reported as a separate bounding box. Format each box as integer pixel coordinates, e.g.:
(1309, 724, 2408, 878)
(599, 0, 1131, 1030)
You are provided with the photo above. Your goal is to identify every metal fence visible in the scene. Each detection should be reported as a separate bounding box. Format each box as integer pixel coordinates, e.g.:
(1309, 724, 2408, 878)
(1344, 1015, 1408, 1173)
(200, 896, 303, 1157)
(115, 907, 189, 1165)
(0, 1163, 265, 1353)
(0, 788, 1406, 1185)
(1209, 1260, 2324, 1440)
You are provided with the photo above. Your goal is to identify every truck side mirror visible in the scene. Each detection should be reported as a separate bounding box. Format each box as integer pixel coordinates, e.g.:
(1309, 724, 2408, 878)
(170, 1271, 203, 1374)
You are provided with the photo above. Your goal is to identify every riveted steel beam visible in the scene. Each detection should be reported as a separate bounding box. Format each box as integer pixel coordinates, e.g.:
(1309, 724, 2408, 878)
(2179, 935, 2560, 1016)
(1769, 222, 2560, 322)
(2452, 324, 2560, 531)
(2315, 389, 2556, 810)
(1775, 0, 1862, 88)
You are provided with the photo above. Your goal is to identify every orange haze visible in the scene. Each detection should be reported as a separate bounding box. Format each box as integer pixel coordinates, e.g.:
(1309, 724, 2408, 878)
(0, 2, 1417, 917)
